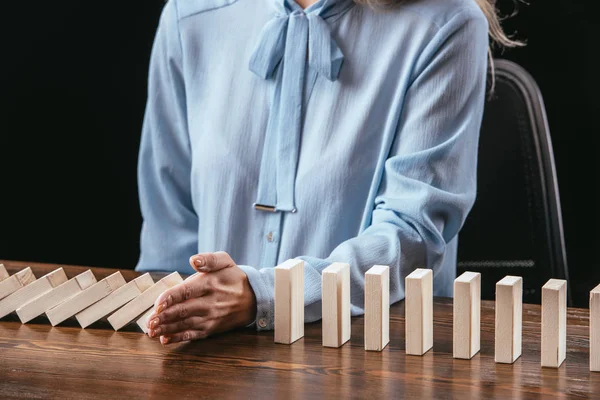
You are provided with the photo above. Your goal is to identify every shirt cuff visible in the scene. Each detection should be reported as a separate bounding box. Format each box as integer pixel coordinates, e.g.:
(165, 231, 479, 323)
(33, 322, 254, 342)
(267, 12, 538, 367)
(238, 265, 274, 331)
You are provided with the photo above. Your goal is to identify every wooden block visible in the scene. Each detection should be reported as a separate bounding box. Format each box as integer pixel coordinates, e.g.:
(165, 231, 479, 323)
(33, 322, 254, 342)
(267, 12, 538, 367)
(0, 267, 36, 301)
(136, 308, 154, 334)
(16, 270, 97, 323)
(274, 259, 305, 344)
(46, 272, 126, 326)
(107, 272, 183, 331)
(591, 284, 600, 371)
(75, 273, 155, 328)
(364, 265, 390, 351)
(541, 278, 567, 368)
(0, 268, 67, 319)
(0, 264, 9, 282)
(405, 268, 433, 355)
(453, 271, 481, 359)
(322, 262, 351, 348)
(495, 276, 523, 364)
(135, 274, 200, 335)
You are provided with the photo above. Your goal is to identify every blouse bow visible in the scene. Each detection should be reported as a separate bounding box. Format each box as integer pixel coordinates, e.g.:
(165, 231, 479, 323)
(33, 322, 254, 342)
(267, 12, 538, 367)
(248, 0, 354, 213)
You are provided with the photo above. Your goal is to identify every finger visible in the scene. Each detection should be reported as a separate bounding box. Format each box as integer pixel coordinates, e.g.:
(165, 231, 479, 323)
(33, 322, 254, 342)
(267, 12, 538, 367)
(160, 329, 209, 345)
(148, 316, 209, 338)
(148, 297, 211, 328)
(189, 251, 235, 273)
(152, 276, 209, 314)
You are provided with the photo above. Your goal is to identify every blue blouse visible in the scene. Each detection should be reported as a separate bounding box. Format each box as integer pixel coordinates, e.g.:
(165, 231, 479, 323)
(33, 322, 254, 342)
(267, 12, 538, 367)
(136, 0, 489, 331)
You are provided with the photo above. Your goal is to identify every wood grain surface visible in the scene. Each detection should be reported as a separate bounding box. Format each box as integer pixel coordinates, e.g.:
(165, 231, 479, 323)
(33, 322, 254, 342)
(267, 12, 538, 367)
(0, 260, 599, 399)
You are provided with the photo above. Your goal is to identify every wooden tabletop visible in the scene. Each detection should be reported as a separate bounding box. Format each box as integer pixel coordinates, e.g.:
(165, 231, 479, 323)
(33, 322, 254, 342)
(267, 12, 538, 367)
(0, 260, 598, 399)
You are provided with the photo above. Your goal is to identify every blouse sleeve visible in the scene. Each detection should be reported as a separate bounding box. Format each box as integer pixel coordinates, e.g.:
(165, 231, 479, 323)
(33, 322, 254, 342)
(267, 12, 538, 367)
(239, 7, 489, 330)
(136, 1, 198, 273)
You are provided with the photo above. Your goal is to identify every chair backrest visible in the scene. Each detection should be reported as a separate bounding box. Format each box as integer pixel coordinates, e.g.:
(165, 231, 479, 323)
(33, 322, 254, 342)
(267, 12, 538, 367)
(457, 59, 571, 305)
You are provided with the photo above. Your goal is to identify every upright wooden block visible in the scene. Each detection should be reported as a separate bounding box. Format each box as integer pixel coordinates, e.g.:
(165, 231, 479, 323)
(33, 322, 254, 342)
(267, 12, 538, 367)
(107, 272, 183, 331)
(0, 264, 9, 282)
(591, 284, 600, 371)
(322, 262, 351, 348)
(0, 268, 67, 319)
(453, 271, 481, 359)
(541, 279, 567, 368)
(405, 268, 433, 355)
(365, 265, 390, 351)
(75, 273, 155, 328)
(495, 276, 523, 364)
(0, 267, 36, 301)
(274, 259, 305, 344)
(16, 270, 97, 323)
(46, 272, 126, 326)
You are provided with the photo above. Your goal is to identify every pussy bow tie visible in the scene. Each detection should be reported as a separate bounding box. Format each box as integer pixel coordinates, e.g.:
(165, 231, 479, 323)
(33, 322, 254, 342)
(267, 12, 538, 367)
(248, 0, 354, 213)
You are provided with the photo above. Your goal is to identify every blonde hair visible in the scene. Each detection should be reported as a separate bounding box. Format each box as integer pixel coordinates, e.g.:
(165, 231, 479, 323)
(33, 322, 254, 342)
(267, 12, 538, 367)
(355, 0, 525, 89)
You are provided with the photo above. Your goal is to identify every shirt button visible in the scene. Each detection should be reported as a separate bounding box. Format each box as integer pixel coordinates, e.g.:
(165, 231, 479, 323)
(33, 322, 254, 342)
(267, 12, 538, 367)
(258, 318, 268, 328)
(266, 232, 274, 242)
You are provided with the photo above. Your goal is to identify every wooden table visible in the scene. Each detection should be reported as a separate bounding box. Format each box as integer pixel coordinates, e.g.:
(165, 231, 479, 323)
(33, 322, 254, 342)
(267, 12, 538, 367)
(0, 261, 598, 399)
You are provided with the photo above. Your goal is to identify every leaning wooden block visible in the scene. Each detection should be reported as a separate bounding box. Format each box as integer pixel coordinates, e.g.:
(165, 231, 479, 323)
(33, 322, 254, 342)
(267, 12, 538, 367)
(453, 271, 481, 359)
(16, 270, 97, 323)
(274, 259, 305, 344)
(46, 272, 126, 326)
(365, 265, 390, 351)
(76, 273, 154, 328)
(541, 279, 567, 368)
(495, 276, 523, 364)
(405, 268, 433, 355)
(590, 284, 600, 371)
(107, 272, 183, 331)
(0, 264, 9, 282)
(322, 262, 351, 348)
(136, 308, 154, 334)
(0, 268, 67, 319)
(0, 267, 36, 301)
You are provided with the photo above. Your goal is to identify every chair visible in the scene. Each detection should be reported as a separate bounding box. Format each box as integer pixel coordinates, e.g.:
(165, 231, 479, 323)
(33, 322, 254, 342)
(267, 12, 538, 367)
(457, 59, 571, 305)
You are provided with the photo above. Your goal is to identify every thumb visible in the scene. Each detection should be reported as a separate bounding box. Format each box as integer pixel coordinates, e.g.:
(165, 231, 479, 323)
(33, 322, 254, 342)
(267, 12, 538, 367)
(189, 251, 236, 273)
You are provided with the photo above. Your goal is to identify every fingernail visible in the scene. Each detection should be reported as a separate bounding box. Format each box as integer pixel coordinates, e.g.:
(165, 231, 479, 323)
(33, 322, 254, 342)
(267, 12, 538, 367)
(161, 336, 171, 345)
(194, 258, 204, 268)
(154, 327, 162, 336)
(149, 318, 159, 329)
(156, 300, 168, 314)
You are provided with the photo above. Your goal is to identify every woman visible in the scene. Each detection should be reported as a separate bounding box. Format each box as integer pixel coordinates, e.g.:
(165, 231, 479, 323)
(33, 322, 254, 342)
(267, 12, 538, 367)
(136, 0, 520, 344)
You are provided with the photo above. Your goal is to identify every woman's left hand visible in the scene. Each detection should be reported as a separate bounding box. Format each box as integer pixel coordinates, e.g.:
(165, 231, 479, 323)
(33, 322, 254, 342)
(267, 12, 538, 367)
(146, 251, 257, 345)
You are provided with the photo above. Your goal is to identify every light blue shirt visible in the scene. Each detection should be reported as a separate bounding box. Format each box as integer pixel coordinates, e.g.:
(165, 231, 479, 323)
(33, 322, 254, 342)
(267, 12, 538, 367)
(136, 0, 489, 330)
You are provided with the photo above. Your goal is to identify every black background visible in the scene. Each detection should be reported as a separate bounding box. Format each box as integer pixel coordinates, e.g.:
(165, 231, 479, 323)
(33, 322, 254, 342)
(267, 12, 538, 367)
(0, 1, 598, 306)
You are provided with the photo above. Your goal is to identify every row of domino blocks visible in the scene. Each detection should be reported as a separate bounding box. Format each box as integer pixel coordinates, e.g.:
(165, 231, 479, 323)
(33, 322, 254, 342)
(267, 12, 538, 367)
(0, 264, 184, 331)
(275, 259, 598, 371)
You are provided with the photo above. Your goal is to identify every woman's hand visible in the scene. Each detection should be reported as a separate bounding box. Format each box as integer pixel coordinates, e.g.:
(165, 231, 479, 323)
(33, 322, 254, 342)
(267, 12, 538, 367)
(146, 251, 257, 344)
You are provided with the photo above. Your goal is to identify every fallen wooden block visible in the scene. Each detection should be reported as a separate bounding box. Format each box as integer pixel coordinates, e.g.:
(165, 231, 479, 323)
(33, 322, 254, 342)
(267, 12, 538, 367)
(495, 275, 523, 364)
(405, 268, 433, 355)
(274, 259, 305, 344)
(0, 264, 9, 282)
(453, 271, 481, 359)
(107, 272, 183, 331)
(136, 308, 154, 334)
(0, 267, 36, 301)
(75, 273, 155, 328)
(16, 270, 97, 323)
(136, 273, 200, 334)
(0, 268, 67, 319)
(46, 272, 126, 326)
(541, 278, 567, 368)
(591, 284, 600, 372)
(364, 265, 390, 351)
(322, 262, 351, 348)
